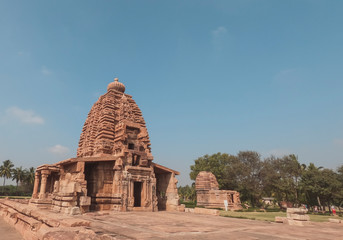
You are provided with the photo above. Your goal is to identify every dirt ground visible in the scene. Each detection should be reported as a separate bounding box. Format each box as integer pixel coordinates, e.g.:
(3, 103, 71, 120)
(1, 211, 343, 239)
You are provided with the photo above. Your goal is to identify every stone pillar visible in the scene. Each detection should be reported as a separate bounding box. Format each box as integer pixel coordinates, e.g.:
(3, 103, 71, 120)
(32, 172, 40, 198)
(39, 173, 48, 199)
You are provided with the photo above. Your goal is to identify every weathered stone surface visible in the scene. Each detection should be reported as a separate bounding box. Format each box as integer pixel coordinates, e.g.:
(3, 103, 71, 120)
(29, 78, 181, 214)
(2, 200, 343, 240)
(275, 216, 287, 223)
(184, 208, 194, 213)
(287, 213, 310, 221)
(195, 171, 242, 210)
(328, 218, 341, 223)
(277, 207, 312, 226)
(287, 207, 308, 214)
(194, 207, 220, 216)
(286, 219, 312, 226)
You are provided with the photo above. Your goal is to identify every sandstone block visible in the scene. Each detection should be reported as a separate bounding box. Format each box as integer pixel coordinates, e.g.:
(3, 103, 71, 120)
(185, 208, 194, 213)
(275, 216, 286, 223)
(287, 213, 310, 221)
(177, 204, 185, 212)
(70, 207, 81, 215)
(80, 196, 91, 206)
(329, 218, 341, 223)
(194, 207, 219, 216)
(287, 219, 311, 226)
(61, 201, 75, 207)
(287, 208, 307, 214)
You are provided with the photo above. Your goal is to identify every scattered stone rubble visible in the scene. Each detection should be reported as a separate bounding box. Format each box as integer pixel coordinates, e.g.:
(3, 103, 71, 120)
(0, 199, 98, 240)
(195, 171, 242, 210)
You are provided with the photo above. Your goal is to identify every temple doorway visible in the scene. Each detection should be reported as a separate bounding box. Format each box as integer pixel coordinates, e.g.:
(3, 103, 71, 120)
(134, 182, 142, 207)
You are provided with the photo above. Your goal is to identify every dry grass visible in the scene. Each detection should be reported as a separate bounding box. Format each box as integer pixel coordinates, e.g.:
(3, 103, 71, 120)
(220, 210, 343, 222)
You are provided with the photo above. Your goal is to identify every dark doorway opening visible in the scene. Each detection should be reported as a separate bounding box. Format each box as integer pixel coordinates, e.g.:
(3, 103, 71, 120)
(134, 182, 142, 207)
(84, 161, 114, 211)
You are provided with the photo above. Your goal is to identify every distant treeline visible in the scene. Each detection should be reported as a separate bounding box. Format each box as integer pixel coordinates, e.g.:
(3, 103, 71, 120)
(179, 152, 343, 211)
(0, 160, 35, 196)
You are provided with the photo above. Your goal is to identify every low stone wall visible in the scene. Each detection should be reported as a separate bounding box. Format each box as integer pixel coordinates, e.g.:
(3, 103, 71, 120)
(0, 199, 111, 240)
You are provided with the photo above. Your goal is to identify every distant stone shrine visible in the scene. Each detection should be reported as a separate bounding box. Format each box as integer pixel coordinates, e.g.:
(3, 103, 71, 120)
(195, 171, 242, 210)
(30, 78, 181, 213)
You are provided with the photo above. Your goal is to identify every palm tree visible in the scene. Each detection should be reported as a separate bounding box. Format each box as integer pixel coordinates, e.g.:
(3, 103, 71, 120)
(0, 160, 14, 188)
(25, 167, 35, 188)
(12, 166, 26, 188)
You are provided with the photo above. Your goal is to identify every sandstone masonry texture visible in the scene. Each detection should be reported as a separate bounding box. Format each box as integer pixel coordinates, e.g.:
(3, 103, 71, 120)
(29, 78, 181, 214)
(195, 171, 242, 210)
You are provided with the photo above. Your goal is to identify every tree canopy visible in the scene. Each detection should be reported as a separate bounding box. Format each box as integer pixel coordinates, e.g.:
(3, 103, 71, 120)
(189, 152, 343, 209)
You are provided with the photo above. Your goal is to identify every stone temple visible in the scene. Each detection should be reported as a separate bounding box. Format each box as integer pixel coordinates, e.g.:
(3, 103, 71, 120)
(195, 171, 242, 210)
(30, 78, 181, 213)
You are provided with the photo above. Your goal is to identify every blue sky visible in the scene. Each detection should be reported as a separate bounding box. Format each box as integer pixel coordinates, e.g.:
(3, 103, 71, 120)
(0, 0, 342, 186)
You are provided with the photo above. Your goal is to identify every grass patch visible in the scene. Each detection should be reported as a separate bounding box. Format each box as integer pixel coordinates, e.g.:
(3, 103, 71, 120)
(220, 210, 286, 222)
(308, 214, 342, 222)
(180, 200, 197, 208)
(0, 196, 31, 199)
(220, 210, 343, 223)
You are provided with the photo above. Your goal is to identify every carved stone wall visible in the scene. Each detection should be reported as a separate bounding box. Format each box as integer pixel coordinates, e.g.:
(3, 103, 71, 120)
(77, 87, 151, 159)
(30, 78, 180, 214)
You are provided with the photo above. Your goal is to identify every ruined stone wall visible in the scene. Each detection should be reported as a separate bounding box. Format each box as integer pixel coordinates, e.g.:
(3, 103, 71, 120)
(52, 162, 90, 214)
(155, 172, 179, 211)
(195, 171, 242, 210)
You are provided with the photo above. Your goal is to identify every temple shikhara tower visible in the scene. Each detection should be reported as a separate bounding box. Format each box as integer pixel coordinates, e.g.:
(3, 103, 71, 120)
(30, 78, 181, 213)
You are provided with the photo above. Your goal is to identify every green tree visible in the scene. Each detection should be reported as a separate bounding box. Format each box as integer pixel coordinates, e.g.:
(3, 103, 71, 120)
(25, 167, 35, 186)
(336, 165, 343, 208)
(12, 166, 26, 188)
(190, 153, 237, 189)
(0, 160, 14, 188)
(178, 184, 196, 202)
(235, 151, 263, 207)
(301, 163, 340, 212)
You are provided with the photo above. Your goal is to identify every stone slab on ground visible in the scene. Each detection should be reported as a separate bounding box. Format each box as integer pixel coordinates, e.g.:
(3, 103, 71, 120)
(329, 218, 342, 223)
(80, 211, 343, 239)
(2, 199, 343, 240)
(275, 216, 287, 223)
(194, 207, 219, 216)
(0, 216, 23, 240)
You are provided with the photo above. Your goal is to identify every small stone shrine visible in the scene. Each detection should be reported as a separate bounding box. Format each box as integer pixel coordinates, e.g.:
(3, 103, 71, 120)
(30, 78, 181, 213)
(195, 171, 242, 210)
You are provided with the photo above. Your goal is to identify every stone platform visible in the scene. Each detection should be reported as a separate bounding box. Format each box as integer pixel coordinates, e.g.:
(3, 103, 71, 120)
(1, 199, 343, 239)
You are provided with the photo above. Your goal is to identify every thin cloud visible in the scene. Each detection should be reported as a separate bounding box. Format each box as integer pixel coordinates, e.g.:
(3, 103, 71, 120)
(211, 26, 228, 52)
(212, 26, 228, 38)
(5, 106, 45, 124)
(48, 144, 70, 155)
(333, 139, 343, 147)
(273, 68, 301, 84)
(41, 66, 52, 75)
